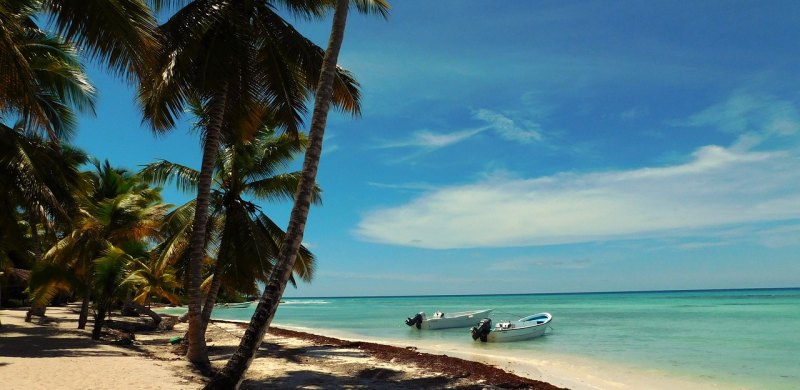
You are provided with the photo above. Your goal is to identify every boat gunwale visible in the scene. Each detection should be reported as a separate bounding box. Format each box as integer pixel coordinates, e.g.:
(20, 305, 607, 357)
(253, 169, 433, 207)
(427, 309, 493, 320)
(493, 312, 552, 332)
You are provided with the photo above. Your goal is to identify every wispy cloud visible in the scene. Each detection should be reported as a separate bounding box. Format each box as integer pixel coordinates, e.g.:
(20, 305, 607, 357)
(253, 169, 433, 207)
(320, 271, 484, 285)
(355, 94, 800, 249)
(684, 92, 800, 136)
(620, 107, 649, 120)
(375, 108, 544, 151)
(354, 143, 800, 249)
(366, 181, 438, 191)
(323, 144, 340, 155)
(474, 109, 543, 143)
(489, 258, 592, 271)
(755, 224, 800, 248)
(376, 127, 489, 149)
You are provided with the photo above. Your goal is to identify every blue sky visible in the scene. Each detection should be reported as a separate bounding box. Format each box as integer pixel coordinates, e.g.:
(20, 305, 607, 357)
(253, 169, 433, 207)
(73, 1, 800, 296)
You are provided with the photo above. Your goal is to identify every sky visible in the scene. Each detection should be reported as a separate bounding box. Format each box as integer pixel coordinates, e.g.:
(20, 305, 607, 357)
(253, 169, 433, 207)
(73, 1, 800, 297)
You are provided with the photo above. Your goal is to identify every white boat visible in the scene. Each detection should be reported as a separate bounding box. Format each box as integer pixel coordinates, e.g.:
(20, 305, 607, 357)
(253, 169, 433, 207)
(405, 309, 492, 330)
(471, 312, 552, 342)
(216, 301, 253, 309)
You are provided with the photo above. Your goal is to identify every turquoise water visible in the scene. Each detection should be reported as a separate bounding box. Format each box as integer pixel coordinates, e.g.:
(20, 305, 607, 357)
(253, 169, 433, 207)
(163, 288, 800, 389)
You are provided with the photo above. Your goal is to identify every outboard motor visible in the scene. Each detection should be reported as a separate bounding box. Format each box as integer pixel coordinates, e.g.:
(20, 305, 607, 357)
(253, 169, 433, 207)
(405, 312, 424, 329)
(471, 318, 492, 342)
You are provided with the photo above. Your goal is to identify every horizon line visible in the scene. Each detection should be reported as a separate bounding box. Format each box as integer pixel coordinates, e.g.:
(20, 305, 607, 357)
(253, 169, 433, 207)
(281, 286, 800, 300)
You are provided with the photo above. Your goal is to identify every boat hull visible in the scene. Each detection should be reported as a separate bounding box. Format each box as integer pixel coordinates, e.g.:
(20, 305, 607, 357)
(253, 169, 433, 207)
(419, 309, 492, 330)
(484, 312, 552, 342)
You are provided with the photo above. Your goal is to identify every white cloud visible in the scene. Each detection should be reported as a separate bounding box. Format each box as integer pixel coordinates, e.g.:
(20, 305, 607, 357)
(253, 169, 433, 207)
(366, 181, 437, 191)
(320, 271, 483, 285)
(621, 107, 648, 120)
(685, 93, 800, 136)
(323, 144, 340, 155)
(474, 109, 543, 143)
(755, 224, 800, 248)
(354, 144, 800, 249)
(488, 258, 592, 271)
(375, 108, 543, 151)
(376, 126, 489, 149)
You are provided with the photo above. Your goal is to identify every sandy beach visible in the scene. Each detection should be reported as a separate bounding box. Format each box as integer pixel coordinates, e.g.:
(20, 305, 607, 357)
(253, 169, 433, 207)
(0, 306, 561, 389)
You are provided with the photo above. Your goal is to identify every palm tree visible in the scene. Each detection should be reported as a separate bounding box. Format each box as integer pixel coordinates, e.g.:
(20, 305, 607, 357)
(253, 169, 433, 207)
(141, 127, 319, 337)
(0, 0, 155, 141)
(30, 161, 169, 332)
(0, 122, 90, 318)
(207, 0, 388, 387)
(0, 122, 88, 259)
(139, 0, 363, 369)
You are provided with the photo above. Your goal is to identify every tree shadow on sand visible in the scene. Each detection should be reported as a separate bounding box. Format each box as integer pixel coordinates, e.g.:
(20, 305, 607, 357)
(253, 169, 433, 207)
(0, 323, 130, 358)
(239, 368, 488, 390)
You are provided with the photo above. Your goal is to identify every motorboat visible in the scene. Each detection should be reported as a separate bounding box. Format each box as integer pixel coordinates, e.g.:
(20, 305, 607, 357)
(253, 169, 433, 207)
(405, 309, 492, 330)
(216, 301, 253, 309)
(471, 312, 552, 342)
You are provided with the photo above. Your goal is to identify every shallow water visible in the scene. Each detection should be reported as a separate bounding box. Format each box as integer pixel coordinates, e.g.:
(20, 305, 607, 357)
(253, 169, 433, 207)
(160, 288, 800, 389)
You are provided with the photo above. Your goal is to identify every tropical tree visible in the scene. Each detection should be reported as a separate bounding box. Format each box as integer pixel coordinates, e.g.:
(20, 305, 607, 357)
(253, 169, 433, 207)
(0, 122, 88, 263)
(207, 0, 388, 387)
(30, 161, 169, 333)
(0, 121, 90, 317)
(141, 127, 319, 338)
(139, 0, 363, 369)
(0, 0, 155, 141)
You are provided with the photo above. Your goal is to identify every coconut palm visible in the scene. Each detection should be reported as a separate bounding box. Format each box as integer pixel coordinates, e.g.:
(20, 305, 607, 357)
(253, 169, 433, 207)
(0, 122, 88, 256)
(123, 255, 181, 306)
(0, 0, 155, 141)
(139, 0, 364, 369)
(141, 127, 319, 337)
(207, 0, 388, 387)
(30, 161, 169, 332)
(0, 122, 89, 319)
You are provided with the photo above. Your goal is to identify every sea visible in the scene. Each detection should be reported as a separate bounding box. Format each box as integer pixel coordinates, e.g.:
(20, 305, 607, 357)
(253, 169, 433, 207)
(160, 288, 800, 389)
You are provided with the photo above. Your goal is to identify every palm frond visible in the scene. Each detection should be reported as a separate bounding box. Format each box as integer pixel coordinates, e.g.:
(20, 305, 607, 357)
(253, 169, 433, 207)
(92, 246, 132, 301)
(350, 0, 390, 19)
(140, 159, 200, 193)
(246, 172, 322, 205)
(254, 211, 315, 283)
(42, 0, 159, 79)
(28, 262, 83, 307)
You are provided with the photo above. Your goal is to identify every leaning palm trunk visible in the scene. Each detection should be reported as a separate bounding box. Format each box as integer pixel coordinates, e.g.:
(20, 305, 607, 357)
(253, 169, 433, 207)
(25, 304, 47, 322)
(204, 1, 350, 388)
(186, 86, 229, 370)
(199, 258, 226, 336)
(128, 301, 162, 330)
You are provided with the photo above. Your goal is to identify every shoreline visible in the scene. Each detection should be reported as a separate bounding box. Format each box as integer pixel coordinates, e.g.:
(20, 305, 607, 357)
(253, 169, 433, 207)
(269, 323, 728, 390)
(1, 307, 560, 389)
(157, 306, 740, 390)
(264, 324, 562, 389)
(1, 306, 743, 389)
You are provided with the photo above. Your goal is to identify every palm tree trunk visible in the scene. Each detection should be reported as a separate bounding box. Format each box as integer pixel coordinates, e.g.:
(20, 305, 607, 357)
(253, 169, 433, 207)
(185, 84, 228, 371)
(27, 215, 41, 254)
(204, 1, 350, 388)
(199, 258, 226, 335)
(128, 301, 162, 330)
(25, 304, 47, 322)
(78, 287, 90, 329)
(91, 304, 107, 340)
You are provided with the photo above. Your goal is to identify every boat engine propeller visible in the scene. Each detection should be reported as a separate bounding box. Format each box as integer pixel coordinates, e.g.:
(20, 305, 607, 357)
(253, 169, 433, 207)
(471, 318, 492, 342)
(405, 312, 423, 329)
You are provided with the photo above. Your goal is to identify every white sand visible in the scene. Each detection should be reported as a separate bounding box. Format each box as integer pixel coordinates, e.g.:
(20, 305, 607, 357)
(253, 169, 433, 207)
(0, 307, 197, 390)
(0, 308, 479, 389)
